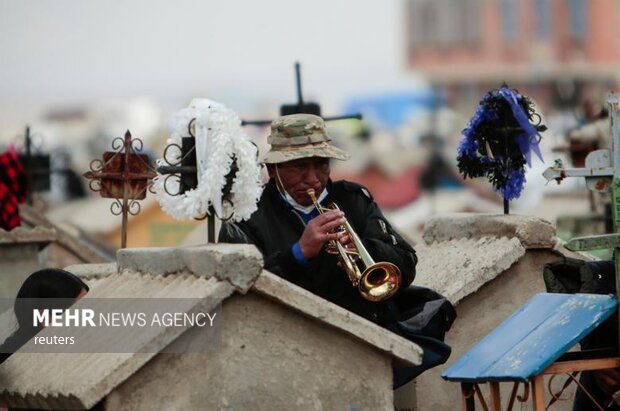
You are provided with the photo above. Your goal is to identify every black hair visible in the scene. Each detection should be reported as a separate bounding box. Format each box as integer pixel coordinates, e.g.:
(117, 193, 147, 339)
(0, 268, 89, 363)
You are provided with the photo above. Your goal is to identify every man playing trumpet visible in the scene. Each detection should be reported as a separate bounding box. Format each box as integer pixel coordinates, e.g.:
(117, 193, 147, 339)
(219, 113, 452, 386)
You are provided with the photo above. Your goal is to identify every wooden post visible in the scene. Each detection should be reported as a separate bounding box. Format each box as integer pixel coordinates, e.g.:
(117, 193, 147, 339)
(531, 376, 545, 411)
(489, 382, 502, 411)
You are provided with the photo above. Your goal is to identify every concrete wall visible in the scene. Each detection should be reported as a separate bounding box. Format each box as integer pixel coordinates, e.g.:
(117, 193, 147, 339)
(415, 249, 577, 410)
(0, 244, 46, 298)
(103, 291, 394, 411)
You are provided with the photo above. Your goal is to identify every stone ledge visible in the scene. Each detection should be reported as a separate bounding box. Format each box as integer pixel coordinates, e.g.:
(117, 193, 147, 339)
(64, 263, 118, 279)
(117, 244, 264, 293)
(0, 226, 57, 246)
(422, 213, 556, 249)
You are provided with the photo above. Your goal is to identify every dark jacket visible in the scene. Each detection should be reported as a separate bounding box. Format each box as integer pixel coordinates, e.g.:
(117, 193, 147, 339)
(219, 179, 417, 324)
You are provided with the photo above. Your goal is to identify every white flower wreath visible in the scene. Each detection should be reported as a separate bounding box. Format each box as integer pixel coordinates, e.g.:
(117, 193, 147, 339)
(153, 98, 263, 222)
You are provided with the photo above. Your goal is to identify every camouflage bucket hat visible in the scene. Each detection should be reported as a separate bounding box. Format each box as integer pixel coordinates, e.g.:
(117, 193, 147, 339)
(262, 113, 350, 164)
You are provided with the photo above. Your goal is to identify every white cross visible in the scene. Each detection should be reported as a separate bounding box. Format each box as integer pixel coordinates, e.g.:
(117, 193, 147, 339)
(543, 92, 620, 191)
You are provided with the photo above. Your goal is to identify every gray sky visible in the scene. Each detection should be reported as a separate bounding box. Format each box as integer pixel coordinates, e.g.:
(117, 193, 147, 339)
(0, 0, 425, 129)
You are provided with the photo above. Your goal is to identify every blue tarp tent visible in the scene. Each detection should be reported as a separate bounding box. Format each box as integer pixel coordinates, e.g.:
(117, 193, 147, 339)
(344, 89, 440, 130)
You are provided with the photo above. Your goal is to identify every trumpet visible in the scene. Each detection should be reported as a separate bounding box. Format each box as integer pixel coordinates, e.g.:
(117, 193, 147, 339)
(307, 189, 401, 302)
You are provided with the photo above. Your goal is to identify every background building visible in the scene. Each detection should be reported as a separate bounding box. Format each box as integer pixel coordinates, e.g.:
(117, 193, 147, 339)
(407, 0, 620, 111)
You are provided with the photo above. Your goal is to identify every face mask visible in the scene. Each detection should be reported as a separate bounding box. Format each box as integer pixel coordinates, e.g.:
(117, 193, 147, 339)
(275, 165, 327, 214)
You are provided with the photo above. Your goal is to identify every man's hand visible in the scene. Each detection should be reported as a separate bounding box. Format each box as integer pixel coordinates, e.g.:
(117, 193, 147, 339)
(299, 210, 345, 259)
(336, 233, 360, 271)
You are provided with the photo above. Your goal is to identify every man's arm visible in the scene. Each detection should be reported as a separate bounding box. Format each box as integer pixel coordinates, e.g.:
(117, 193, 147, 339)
(348, 186, 417, 289)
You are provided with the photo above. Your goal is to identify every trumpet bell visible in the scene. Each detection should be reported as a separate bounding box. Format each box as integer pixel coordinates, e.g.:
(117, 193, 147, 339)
(359, 262, 401, 302)
(306, 188, 402, 302)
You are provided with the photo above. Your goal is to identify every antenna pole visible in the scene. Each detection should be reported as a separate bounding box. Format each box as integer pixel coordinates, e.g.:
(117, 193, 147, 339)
(295, 62, 304, 110)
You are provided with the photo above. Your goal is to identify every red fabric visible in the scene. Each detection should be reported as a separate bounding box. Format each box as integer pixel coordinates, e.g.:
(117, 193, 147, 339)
(0, 149, 28, 230)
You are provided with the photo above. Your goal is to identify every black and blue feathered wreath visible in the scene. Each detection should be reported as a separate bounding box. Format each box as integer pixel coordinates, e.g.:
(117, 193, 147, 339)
(457, 85, 547, 201)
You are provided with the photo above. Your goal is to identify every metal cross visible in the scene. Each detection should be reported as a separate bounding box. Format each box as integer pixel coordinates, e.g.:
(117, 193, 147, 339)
(17, 126, 76, 204)
(241, 62, 362, 126)
(155, 119, 224, 243)
(83, 131, 156, 248)
(543, 92, 620, 351)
